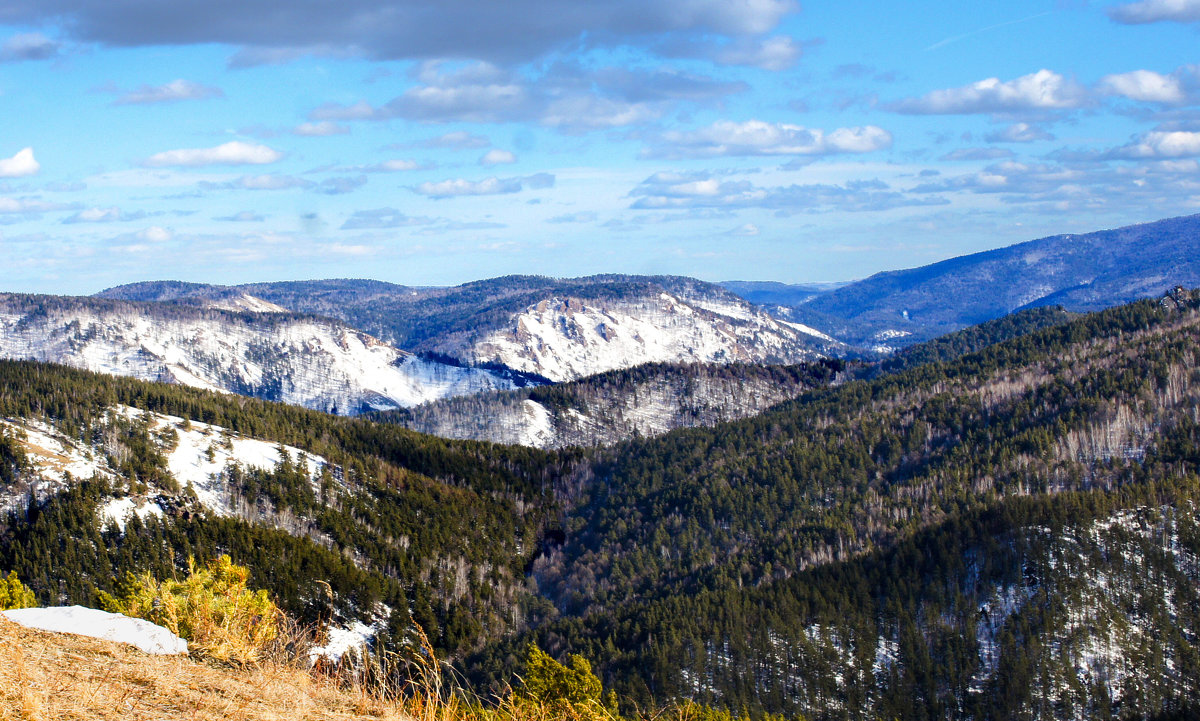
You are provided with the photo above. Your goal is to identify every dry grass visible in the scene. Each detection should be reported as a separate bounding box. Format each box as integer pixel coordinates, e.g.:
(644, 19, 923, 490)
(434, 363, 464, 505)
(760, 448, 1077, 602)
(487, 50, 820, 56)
(0, 616, 412, 720)
(0, 615, 676, 721)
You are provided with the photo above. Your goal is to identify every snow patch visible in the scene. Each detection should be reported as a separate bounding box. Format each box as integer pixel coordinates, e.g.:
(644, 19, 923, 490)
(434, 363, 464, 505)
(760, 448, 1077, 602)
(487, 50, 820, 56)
(309, 605, 392, 664)
(1, 418, 109, 485)
(517, 400, 554, 447)
(3, 605, 188, 655)
(99, 496, 164, 531)
(779, 319, 838, 343)
(204, 293, 289, 314)
(0, 417, 112, 513)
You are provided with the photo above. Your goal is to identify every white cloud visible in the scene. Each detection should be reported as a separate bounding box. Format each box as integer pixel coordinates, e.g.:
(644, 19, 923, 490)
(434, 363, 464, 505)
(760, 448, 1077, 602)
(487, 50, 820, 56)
(144, 141, 283, 167)
(646, 120, 892, 159)
(541, 95, 661, 131)
(939, 147, 1015, 161)
(546, 211, 598, 224)
(629, 171, 946, 213)
(311, 62, 737, 133)
(984, 122, 1055, 143)
(340, 207, 434, 230)
(709, 35, 801, 70)
(309, 100, 378, 120)
(293, 121, 349, 136)
(233, 174, 312, 190)
(0, 147, 40, 178)
(138, 226, 173, 242)
(890, 69, 1088, 114)
(64, 207, 123, 223)
(198, 174, 313, 191)
(422, 131, 491, 149)
(215, 210, 265, 222)
(727, 223, 760, 236)
(0, 197, 71, 214)
(382, 70, 529, 123)
(317, 175, 367, 195)
(350, 159, 422, 172)
(480, 149, 517, 166)
(1112, 130, 1200, 158)
(1109, 0, 1200, 24)
(415, 173, 554, 198)
(115, 79, 223, 104)
(1100, 70, 1186, 104)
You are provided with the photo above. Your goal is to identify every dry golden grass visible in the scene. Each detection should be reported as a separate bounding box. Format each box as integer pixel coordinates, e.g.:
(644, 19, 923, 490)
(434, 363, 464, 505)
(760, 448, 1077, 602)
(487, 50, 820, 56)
(0, 616, 413, 721)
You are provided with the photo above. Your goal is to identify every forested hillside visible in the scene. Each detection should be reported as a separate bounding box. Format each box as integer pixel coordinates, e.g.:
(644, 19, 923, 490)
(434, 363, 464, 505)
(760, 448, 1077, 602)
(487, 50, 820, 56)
(2, 289, 1199, 720)
(784, 214, 1200, 348)
(381, 360, 844, 449)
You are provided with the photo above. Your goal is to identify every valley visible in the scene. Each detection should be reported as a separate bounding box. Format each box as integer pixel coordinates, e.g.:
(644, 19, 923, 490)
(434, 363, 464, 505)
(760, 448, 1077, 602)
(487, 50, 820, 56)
(2, 216, 1200, 720)
(2, 282, 1198, 719)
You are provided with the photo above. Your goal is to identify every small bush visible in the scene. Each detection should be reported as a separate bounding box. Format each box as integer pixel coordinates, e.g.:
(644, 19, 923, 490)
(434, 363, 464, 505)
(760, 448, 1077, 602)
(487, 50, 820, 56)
(520, 644, 607, 710)
(101, 554, 281, 664)
(0, 570, 36, 610)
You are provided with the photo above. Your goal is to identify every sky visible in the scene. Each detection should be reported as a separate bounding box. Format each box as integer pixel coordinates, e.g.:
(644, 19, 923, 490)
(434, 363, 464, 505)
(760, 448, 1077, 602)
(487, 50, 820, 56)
(1, 0, 1198, 294)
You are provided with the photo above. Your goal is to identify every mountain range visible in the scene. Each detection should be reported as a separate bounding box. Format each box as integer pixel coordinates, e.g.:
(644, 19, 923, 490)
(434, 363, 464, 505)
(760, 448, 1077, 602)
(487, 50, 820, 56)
(2, 287, 1198, 721)
(0, 293, 521, 415)
(98, 275, 838, 382)
(2, 213, 1200, 720)
(759, 213, 1200, 348)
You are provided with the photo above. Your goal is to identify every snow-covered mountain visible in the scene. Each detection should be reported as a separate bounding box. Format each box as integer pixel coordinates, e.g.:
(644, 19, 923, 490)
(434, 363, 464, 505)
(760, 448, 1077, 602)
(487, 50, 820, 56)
(0, 294, 519, 415)
(101, 275, 842, 382)
(453, 291, 836, 382)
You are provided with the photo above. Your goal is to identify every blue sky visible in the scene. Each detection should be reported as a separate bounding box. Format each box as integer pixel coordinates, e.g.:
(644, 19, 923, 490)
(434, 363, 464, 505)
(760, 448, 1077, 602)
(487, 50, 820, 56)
(1, 0, 1198, 293)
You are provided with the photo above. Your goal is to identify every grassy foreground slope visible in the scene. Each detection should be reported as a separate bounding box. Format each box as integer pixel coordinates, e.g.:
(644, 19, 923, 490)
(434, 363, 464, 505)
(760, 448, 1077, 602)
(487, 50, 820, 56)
(0, 615, 408, 721)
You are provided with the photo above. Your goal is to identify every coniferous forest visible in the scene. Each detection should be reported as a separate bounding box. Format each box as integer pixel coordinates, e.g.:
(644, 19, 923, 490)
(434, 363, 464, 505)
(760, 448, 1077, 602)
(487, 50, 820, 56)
(2, 290, 1200, 720)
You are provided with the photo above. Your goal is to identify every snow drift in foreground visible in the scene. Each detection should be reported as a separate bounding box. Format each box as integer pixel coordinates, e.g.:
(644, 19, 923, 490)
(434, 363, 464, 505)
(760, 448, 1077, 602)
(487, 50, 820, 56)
(3, 606, 188, 655)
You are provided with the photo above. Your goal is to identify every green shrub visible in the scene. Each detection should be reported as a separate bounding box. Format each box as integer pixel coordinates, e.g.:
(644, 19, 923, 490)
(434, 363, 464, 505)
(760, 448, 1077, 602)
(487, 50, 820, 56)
(521, 644, 604, 707)
(0, 570, 36, 611)
(101, 554, 281, 663)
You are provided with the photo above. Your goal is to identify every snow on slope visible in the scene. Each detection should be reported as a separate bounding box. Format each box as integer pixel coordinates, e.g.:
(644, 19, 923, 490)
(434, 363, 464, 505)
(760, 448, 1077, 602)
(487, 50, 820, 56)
(402, 365, 823, 449)
(202, 292, 289, 314)
(0, 417, 112, 513)
(99, 496, 165, 531)
(3, 606, 188, 655)
(469, 293, 832, 382)
(309, 604, 392, 664)
(0, 296, 517, 414)
(0, 407, 332, 522)
(115, 405, 329, 517)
